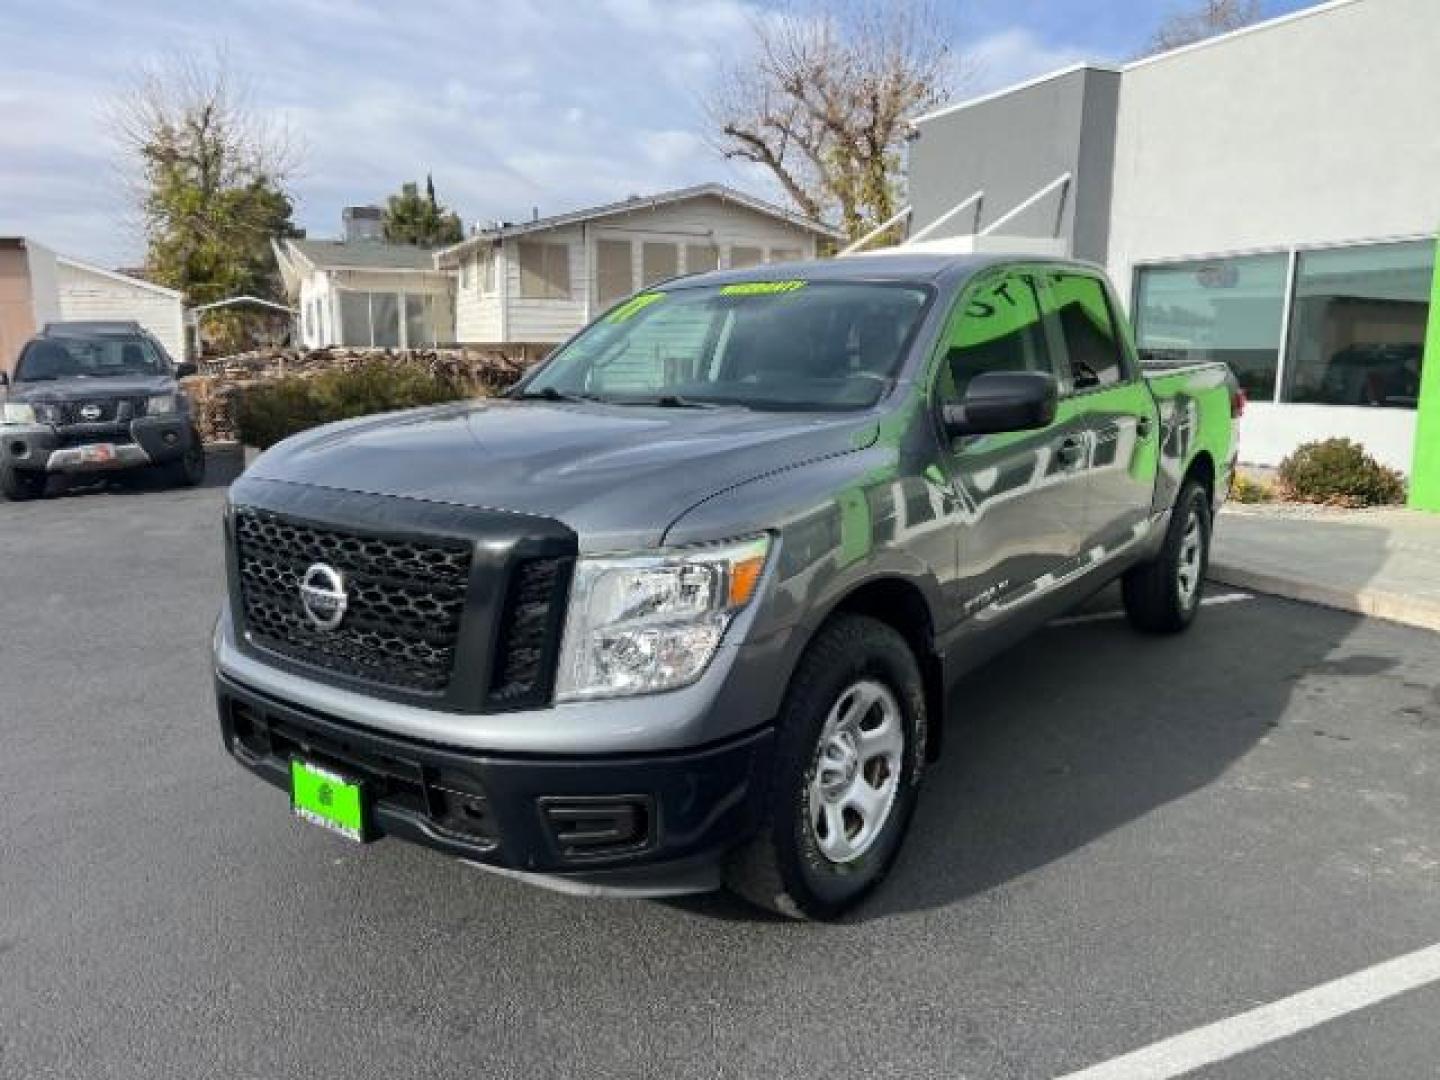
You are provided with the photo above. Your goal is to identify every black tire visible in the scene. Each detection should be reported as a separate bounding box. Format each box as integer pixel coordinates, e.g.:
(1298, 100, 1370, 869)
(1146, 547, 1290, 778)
(1, 463, 47, 501)
(163, 430, 206, 488)
(724, 614, 927, 920)
(1123, 479, 1211, 634)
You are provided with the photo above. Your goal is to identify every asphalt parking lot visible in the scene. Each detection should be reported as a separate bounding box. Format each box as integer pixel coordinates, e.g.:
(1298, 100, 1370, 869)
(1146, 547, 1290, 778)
(2, 475, 1438, 1079)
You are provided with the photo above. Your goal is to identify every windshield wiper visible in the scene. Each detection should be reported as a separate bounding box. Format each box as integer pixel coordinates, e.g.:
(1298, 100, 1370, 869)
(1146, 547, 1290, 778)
(610, 394, 718, 409)
(509, 386, 595, 403)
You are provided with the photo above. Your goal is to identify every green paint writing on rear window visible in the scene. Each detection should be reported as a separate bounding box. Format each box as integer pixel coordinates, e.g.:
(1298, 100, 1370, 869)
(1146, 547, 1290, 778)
(719, 280, 807, 296)
(605, 292, 665, 324)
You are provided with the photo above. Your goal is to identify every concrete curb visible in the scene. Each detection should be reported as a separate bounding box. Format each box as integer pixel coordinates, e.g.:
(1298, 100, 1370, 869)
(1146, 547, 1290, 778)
(1209, 562, 1440, 633)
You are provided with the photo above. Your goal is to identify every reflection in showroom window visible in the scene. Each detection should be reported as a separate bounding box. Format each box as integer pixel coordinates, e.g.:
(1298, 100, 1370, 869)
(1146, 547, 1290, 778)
(1133, 254, 1287, 400)
(1283, 241, 1434, 408)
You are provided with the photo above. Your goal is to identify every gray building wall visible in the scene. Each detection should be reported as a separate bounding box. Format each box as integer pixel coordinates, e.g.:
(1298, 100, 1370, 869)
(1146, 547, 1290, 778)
(907, 66, 1121, 263)
(1107, 0, 1440, 299)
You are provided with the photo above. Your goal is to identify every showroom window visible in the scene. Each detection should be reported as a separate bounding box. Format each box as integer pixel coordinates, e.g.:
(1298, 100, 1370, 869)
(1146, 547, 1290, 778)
(1281, 241, 1433, 408)
(1134, 253, 1288, 400)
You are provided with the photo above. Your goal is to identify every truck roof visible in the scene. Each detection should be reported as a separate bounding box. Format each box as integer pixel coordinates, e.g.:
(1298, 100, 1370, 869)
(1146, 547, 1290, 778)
(668, 251, 1088, 291)
(41, 320, 146, 337)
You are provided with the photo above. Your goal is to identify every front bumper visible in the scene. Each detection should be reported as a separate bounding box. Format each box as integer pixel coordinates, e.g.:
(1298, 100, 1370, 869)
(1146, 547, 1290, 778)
(216, 672, 775, 896)
(0, 417, 193, 473)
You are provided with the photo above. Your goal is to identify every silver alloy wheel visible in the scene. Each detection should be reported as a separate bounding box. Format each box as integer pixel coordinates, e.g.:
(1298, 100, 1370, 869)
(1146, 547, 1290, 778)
(1176, 508, 1204, 609)
(807, 679, 905, 864)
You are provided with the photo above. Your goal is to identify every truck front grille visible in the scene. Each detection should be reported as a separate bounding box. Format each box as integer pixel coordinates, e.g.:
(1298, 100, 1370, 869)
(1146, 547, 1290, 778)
(51, 397, 146, 425)
(233, 507, 473, 694)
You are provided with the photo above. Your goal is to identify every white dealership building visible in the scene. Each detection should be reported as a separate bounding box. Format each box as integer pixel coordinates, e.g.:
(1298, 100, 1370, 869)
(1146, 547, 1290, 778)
(905, 0, 1440, 475)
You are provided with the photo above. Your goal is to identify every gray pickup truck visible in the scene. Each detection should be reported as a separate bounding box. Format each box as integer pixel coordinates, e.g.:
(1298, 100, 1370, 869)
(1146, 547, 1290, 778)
(0, 321, 205, 499)
(215, 253, 1239, 919)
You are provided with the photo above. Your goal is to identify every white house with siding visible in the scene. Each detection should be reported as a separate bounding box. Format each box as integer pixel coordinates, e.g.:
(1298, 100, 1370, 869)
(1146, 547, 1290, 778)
(434, 184, 843, 346)
(273, 233, 455, 350)
(1, 237, 186, 367)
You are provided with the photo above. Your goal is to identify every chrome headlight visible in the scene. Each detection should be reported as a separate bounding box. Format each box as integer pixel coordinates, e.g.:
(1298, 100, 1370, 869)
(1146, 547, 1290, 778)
(554, 535, 771, 701)
(146, 393, 178, 416)
(1, 401, 37, 425)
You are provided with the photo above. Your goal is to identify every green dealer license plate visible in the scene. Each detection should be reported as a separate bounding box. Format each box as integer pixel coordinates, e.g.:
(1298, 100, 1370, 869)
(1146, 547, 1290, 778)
(290, 759, 367, 842)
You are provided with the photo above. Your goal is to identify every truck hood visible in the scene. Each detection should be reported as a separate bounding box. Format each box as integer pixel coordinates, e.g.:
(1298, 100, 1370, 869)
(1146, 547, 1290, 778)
(245, 399, 878, 551)
(5, 374, 176, 402)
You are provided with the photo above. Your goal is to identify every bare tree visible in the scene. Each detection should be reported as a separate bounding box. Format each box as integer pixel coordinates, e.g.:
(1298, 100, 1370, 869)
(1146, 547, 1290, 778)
(110, 52, 302, 309)
(706, 0, 961, 240)
(1147, 0, 1262, 54)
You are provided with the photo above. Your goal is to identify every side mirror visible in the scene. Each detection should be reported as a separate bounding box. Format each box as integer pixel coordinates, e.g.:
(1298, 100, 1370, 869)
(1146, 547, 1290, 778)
(943, 371, 1058, 438)
(173, 361, 198, 379)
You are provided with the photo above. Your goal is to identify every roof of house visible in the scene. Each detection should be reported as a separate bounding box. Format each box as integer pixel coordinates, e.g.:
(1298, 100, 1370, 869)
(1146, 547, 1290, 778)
(434, 183, 845, 264)
(280, 238, 443, 272)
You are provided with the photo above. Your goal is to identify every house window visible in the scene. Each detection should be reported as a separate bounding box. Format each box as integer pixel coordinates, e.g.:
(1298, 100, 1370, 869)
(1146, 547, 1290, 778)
(405, 295, 432, 347)
(1282, 240, 1433, 407)
(769, 248, 802, 264)
(730, 245, 764, 269)
(460, 257, 473, 291)
(518, 241, 571, 299)
(339, 291, 371, 346)
(482, 248, 499, 294)
(685, 244, 718, 275)
(596, 239, 633, 304)
(337, 290, 405, 347)
(1134, 254, 1288, 401)
(641, 241, 679, 287)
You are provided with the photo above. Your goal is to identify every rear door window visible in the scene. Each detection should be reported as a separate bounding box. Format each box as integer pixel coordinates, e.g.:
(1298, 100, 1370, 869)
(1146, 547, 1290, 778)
(1040, 272, 1130, 391)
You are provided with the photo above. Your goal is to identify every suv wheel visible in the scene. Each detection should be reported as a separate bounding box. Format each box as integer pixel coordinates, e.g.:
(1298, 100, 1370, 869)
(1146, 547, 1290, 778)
(1, 462, 47, 501)
(1122, 479, 1211, 634)
(725, 614, 926, 920)
(164, 430, 206, 488)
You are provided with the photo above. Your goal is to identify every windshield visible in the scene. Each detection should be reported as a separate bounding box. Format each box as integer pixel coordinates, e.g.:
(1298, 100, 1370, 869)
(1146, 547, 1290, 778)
(15, 335, 167, 382)
(524, 281, 931, 411)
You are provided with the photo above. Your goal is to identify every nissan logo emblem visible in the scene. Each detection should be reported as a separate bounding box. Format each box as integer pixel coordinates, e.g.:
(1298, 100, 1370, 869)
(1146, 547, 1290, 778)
(79, 403, 102, 421)
(299, 563, 348, 631)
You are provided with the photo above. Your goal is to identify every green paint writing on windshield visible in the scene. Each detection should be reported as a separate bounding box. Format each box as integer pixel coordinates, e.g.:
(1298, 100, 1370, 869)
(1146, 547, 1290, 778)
(719, 280, 807, 297)
(605, 292, 665, 323)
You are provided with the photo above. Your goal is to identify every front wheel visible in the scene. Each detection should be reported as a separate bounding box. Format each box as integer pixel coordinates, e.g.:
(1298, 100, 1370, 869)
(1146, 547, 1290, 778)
(163, 430, 206, 488)
(1122, 479, 1211, 634)
(1, 463, 47, 501)
(725, 615, 926, 920)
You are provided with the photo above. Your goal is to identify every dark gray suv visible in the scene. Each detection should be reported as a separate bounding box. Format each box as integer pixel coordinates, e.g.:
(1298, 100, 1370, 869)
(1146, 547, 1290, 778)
(1, 321, 205, 499)
(214, 253, 1238, 919)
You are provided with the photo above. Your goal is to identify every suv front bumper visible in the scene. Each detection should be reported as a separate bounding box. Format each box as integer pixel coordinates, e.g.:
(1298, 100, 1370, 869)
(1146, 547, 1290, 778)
(1, 416, 194, 473)
(217, 673, 775, 897)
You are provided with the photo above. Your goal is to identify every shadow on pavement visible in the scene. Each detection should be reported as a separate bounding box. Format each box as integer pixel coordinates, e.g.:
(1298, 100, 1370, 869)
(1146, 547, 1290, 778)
(679, 528, 1395, 924)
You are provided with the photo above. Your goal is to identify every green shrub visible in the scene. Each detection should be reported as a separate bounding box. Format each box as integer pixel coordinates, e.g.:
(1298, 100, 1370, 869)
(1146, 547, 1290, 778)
(234, 361, 469, 450)
(1230, 473, 1275, 503)
(1276, 438, 1406, 508)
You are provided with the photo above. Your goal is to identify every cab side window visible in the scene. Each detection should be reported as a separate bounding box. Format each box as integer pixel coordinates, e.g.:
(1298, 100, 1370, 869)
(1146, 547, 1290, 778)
(1042, 272, 1128, 391)
(936, 272, 1053, 403)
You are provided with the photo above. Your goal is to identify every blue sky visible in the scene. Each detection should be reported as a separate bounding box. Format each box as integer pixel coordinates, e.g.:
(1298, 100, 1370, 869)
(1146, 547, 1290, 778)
(0, 0, 1322, 266)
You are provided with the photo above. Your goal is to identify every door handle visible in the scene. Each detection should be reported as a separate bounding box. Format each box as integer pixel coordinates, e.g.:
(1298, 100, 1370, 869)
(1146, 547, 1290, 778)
(1056, 437, 1084, 467)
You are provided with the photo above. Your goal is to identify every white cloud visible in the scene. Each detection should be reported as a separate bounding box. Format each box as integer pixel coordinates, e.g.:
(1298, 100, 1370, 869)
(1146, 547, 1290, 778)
(966, 27, 1093, 96)
(0, 2, 1095, 268)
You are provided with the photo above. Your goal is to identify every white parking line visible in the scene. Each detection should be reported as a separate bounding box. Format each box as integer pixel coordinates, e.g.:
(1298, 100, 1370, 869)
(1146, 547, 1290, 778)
(1053, 942, 1440, 1080)
(1049, 592, 1253, 628)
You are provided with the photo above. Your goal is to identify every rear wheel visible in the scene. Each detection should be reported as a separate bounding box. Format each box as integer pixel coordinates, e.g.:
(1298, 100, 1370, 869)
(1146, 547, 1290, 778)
(1123, 479, 1211, 634)
(724, 614, 926, 920)
(1, 462, 47, 501)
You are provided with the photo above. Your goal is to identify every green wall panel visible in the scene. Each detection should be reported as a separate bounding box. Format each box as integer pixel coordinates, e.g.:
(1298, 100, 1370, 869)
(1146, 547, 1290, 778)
(1409, 234, 1440, 511)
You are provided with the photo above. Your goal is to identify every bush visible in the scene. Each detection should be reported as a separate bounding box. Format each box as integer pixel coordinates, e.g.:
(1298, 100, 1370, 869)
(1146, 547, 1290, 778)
(233, 361, 470, 450)
(1276, 438, 1406, 508)
(1230, 473, 1274, 503)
